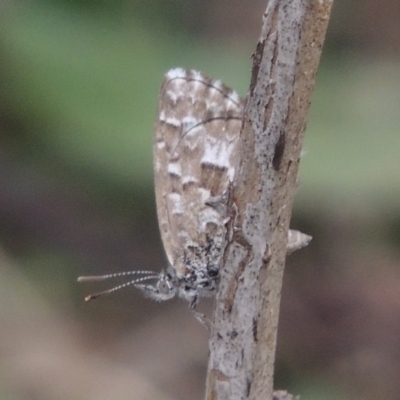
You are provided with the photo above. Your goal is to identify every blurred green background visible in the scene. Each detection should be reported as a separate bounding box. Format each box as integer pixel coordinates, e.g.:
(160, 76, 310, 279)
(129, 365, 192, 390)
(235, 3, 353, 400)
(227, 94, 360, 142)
(1, 1, 400, 400)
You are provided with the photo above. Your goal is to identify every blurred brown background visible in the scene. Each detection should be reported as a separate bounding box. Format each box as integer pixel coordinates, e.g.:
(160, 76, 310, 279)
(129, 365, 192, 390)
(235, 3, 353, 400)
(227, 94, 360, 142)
(1, 1, 400, 399)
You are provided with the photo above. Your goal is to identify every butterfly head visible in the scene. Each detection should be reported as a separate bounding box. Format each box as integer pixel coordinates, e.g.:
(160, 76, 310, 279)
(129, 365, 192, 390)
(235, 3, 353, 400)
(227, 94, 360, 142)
(134, 269, 178, 302)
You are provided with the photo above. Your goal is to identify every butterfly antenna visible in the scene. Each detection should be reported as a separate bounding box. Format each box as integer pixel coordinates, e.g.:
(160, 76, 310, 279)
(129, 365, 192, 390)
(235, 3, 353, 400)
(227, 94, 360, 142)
(77, 270, 158, 282)
(81, 274, 160, 301)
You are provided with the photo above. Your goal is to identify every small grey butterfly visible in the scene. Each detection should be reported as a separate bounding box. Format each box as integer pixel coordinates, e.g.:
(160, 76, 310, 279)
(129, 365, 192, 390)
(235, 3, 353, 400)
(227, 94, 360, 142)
(79, 69, 243, 318)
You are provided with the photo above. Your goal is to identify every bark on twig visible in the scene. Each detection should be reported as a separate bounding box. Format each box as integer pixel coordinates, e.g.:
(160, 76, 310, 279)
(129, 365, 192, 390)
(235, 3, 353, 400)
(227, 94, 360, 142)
(205, 1, 333, 400)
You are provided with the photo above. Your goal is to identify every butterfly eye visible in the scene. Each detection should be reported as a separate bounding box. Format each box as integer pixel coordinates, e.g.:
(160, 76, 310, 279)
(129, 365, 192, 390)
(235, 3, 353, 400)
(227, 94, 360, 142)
(157, 278, 173, 295)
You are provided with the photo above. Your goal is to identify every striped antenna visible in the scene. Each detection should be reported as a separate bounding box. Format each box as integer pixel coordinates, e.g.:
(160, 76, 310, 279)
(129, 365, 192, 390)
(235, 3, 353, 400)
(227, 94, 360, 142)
(77, 270, 158, 282)
(78, 272, 160, 301)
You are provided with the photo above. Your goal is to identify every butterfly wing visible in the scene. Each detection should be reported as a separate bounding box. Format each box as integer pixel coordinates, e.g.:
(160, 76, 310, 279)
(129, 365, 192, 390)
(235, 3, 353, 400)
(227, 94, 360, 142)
(154, 69, 244, 278)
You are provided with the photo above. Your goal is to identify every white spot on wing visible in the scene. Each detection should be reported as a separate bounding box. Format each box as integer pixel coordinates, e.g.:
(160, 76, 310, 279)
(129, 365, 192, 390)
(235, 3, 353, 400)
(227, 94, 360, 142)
(165, 117, 181, 127)
(166, 68, 186, 80)
(201, 140, 232, 169)
(160, 114, 182, 129)
(182, 175, 198, 185)
(211, 80, 222, 91)
(191, 70, 204, 81)
(182, 116, 201, 132)
(168, 162, 182, 177)
(168, 193, 183, 214)
(166, 89, 178, 103)
(228, 91, 241, 105)
(201, 140, 237, 180)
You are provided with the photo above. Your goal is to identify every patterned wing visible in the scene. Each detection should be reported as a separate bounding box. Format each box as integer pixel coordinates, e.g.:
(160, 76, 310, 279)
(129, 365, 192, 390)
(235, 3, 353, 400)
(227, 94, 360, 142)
(154, 69, 244, 278)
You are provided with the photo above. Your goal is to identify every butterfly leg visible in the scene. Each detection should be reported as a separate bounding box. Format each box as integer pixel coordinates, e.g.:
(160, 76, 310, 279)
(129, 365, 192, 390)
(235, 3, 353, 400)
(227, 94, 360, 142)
(189, 296, 211, 330)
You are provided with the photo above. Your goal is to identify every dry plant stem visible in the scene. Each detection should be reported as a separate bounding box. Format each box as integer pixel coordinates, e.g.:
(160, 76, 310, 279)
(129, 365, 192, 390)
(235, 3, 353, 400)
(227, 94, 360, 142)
(205, 1, 333, 400)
